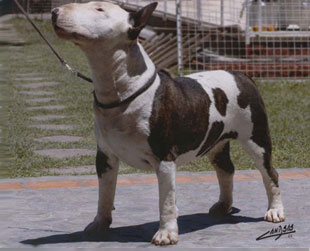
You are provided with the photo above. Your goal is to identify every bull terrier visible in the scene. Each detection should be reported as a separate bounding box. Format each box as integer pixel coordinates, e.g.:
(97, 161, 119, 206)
(52, 1, 285, 245)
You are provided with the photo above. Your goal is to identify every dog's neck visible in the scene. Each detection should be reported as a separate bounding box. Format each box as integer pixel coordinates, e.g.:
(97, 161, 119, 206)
(82, 42, 156, 106)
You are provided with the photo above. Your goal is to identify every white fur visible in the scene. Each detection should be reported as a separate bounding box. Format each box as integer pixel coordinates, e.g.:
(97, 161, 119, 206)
(240, 139, 284, 222)
(153, 161, 179, 245)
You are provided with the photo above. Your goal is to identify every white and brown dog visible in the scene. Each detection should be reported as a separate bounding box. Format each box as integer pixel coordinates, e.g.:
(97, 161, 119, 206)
(52, 1, 285, 245)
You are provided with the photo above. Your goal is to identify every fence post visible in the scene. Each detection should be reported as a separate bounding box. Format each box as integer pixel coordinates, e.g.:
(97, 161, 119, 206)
(245, 0, 250, 45)
(163, 0, 167, 21)
(221, 0, 224, 26)
(197, 0, 202, 26)
(176, 0, 183, 76)
(258, 0, 262, 35)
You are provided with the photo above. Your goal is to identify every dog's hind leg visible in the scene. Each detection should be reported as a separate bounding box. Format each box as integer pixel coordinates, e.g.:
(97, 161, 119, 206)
(152, 161, 179, 245)
(84, 148, 119, 236)
(208, 141, 234, 216)
(239, 138, 285, 223)
(232, 71, 284, 222)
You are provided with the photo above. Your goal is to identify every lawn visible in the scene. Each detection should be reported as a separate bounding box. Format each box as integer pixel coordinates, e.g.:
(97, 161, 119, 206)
(0, 17, 309, 178)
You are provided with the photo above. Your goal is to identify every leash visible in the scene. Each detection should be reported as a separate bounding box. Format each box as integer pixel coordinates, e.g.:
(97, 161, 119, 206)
(12, 0, 93, 83)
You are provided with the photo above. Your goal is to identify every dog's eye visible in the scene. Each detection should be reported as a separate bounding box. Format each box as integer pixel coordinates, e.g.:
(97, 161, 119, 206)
(96, 8, 104, 12)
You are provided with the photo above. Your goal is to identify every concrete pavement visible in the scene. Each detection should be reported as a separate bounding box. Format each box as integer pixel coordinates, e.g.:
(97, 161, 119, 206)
(0, 169, 309, 248)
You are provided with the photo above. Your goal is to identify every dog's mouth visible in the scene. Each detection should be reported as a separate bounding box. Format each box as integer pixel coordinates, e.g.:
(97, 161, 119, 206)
(53, 23, 69, 36)
(53, 23, 86, 45)
(53, 23, 75, 41)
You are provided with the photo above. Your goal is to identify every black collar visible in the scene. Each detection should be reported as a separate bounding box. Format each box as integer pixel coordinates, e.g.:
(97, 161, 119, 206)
(93, 71, 157, 109)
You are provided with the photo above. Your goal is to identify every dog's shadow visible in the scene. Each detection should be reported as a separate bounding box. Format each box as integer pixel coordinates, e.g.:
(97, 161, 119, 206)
(21, 208, 263, 245)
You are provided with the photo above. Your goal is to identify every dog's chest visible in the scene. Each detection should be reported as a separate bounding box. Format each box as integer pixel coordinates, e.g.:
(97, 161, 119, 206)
(94, 96, 157, 170)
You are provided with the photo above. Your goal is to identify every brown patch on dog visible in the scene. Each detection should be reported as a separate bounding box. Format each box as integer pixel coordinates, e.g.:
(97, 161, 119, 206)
(232, 72, 278, 187)
(196, 121, 224, 157)
(212, 88, 229, 116)
(220, 131, 238, 141)
(148, 71, 211, 161)
(234, 72, 270, 149)
(209, 201, 233, 216)
(234, 72, 271, 150)
(264, 152, 279, 187)
(96, 149, 112, 178)
(210, 142, 235, 174)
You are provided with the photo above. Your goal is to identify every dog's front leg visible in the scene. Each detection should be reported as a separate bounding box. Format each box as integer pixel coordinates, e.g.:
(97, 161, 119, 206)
(152, 161, 178, 245)
(84, 149, 119, 236)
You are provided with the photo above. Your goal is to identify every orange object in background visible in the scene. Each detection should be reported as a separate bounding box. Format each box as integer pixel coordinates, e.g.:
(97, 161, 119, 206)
(252, 25, 277, 32)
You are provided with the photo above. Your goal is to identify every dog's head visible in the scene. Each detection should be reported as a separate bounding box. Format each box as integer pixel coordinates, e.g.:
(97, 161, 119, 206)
(52, 1, 157, 48)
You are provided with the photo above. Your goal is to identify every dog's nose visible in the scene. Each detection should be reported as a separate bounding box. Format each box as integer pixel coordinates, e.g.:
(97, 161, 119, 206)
(51, 8, 59, 23)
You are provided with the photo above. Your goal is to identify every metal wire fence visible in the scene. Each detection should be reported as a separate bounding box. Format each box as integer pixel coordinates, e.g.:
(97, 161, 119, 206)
(175, 0, 310, 78)
(7, 0, 310, 79)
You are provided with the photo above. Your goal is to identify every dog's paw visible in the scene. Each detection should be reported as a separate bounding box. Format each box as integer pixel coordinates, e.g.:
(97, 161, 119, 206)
(84, 216, 111, 236)
(152, 229, 178, 246)
(209, 201, 232, 216)
(264, 208, 285, 223)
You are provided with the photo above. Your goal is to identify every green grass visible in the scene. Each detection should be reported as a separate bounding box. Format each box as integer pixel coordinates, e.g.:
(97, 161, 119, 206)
(0, 18, 309, 178)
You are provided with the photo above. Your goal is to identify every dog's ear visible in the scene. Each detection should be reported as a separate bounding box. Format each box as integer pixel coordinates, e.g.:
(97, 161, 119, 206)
(128, 2, 158, 40)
